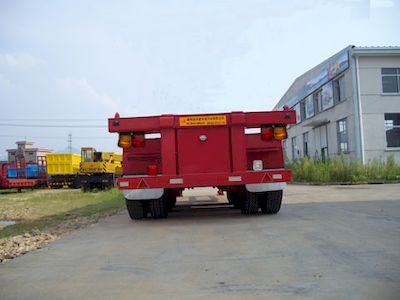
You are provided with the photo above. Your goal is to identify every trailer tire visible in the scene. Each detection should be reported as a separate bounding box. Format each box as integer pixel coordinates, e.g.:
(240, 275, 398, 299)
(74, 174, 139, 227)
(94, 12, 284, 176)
(71, 181, 81, 189)
(241, 191, 258, 215)
(72, 178, 81, 189)
(81, 185, 90, 193)
(150, 197, 168, 218)
(227, 191, 241, 209)
(126, 200, 146, 220)
(260, 190, 283, 214)
(166, 195, 176, 212)
(164, 190, 176, 212)
(141, 200, 150, 217)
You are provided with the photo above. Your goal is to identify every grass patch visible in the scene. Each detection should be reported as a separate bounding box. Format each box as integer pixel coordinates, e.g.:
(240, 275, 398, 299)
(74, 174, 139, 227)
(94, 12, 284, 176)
(0, 188, 125, 239)
(288, 155, 400, 184)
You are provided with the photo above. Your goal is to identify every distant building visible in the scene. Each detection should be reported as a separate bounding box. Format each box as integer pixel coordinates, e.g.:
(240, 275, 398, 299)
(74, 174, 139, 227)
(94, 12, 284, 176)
(275, 45, 400, 163)
(6, 141, 52, 163)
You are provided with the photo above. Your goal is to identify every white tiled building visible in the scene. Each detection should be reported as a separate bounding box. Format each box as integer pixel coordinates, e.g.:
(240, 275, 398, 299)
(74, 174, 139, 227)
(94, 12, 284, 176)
(275, 45, 400, 163)
(6, 141, 52, 164)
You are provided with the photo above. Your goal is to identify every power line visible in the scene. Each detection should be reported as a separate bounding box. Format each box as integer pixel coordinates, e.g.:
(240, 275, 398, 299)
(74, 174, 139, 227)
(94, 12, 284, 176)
(0, 123, 107, 128)
(0, 134, 115, 139)
(0, 118, 107, 122)
(68, 133, 72, 153)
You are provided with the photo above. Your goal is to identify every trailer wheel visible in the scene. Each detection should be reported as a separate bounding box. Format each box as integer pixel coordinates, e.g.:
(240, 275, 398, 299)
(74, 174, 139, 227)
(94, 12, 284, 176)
(72, 178, 81, 189)
(165, 190, 177, 212)
(260, 190, 283, 214)
(150, 197, 168, 218)
(141, 200, 150, 217)
(71, 181, 81, 189)
(241, 191, 259, 215)
(227, 191, 241, 209)
(126, 200, 146, 220)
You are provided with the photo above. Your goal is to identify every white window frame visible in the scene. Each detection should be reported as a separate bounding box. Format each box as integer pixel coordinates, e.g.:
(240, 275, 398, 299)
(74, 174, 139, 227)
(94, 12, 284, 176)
(337, 118, 349, 154)
(382, 68, 400, 94)
(384, 113, 400, 148)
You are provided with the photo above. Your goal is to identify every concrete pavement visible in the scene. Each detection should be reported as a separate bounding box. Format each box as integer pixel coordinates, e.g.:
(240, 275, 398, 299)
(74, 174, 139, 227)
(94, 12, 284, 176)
(0, 184, 399, 299)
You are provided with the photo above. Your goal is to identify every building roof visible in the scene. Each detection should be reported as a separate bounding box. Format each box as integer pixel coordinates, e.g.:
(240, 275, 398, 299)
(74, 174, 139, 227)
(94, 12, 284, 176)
(16, 141, 34, 144)
(274, 45, 400, 110)
(352, 46, 400, 56)
(36, 148, 53, 152)
(6, 148, 53, 152)
(6, 140, 53, 153)
(275, 45, 352, 110)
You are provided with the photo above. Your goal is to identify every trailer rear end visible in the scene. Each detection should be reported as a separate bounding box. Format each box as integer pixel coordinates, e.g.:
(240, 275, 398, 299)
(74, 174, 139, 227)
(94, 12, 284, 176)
(108, 108, 295, 219)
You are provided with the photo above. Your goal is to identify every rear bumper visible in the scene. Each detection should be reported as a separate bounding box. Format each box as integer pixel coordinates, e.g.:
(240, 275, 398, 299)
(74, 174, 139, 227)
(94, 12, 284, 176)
(246, 182, 286, 192)
(118, 169, 291, 190)
(123, 182, 287, 200)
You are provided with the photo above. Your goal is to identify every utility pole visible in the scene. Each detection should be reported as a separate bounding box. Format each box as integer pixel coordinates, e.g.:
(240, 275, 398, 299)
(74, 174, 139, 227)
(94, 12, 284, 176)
(68, 133, 72, 153)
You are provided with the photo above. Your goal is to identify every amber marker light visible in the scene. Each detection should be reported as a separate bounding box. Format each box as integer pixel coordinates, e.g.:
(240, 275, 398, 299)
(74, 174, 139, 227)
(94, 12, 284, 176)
(274, 126, 288, 141)
(118, 133, 132, 149)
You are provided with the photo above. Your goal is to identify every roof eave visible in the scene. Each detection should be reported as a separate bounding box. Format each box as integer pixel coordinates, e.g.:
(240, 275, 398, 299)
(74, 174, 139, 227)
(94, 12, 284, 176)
(351, 47, 400, 56)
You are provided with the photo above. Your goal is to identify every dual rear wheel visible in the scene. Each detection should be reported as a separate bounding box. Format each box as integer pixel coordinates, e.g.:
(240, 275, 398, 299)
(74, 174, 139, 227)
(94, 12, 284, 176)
(239, 189, 283, 215)
(126, 189, 283, 220)
(126, 190, 177, 220)
(126, 198, 168, 219)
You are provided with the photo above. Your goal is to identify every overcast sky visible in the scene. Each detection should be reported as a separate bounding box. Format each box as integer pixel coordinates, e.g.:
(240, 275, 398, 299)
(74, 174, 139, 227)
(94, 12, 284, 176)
(0, 0, 399, 158)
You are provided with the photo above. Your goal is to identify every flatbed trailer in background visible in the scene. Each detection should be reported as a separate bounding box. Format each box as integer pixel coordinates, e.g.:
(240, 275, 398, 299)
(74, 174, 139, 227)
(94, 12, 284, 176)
(0, 177, 47, 190)
(109, 108, 296, 219)
(0, 157, 47, 191)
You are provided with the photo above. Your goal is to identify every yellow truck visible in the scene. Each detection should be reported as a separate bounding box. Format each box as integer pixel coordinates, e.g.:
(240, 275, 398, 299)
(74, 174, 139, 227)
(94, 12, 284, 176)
(46, 153, 82, 188)
(80, 147, 122, 191)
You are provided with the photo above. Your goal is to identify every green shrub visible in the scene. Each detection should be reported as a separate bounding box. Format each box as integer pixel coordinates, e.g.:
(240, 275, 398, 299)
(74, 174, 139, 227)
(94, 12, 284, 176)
(287, 155, 400, 183)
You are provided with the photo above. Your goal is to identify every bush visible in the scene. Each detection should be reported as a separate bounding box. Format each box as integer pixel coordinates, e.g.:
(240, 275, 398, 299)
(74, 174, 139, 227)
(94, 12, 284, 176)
(287, 155, 400, 183)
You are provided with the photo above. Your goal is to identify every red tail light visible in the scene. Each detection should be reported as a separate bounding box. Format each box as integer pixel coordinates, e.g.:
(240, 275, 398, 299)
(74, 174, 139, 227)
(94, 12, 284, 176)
(132, 133, 145, 147)
(147, 165, 158, 176)
(261, 126, 274, 141)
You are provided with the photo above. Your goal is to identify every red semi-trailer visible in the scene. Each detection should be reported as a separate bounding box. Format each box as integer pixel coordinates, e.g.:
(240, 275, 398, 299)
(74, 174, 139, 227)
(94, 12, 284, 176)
(108, 108, 296, 219)
(0, 162, 47, 191)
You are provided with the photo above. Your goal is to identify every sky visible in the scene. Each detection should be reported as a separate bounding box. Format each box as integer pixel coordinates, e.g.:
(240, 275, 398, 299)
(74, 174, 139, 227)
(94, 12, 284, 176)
(0, 0, 399, 159)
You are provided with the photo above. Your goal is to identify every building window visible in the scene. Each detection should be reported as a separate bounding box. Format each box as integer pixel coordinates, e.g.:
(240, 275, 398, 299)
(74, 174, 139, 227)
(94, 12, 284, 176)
(321, 81, 334, 110)
(337, 118, 349, 153)
(333, 75, 345, 103)
(305, 95, 314, 119)
(313, 89, 322, 114)
(385, 113, 400, 147)
(300, 101, 306, 121)
(291, 137, 297, 160)
(303, 132, 309, 157)
(294, 103, 301, 124)
(382, 68, 400, 93)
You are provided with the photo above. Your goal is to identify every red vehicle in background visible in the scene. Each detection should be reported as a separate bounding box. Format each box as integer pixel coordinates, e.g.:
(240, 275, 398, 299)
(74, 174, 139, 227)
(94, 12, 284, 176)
(108, 108, 295, 219)
(0, 155, 47, 191)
